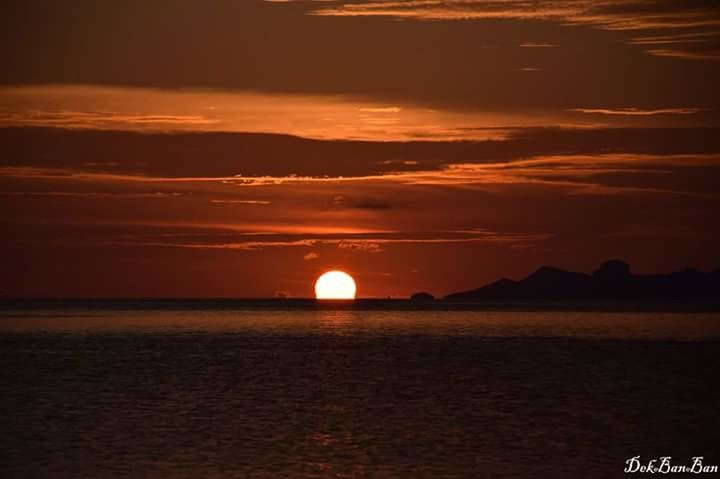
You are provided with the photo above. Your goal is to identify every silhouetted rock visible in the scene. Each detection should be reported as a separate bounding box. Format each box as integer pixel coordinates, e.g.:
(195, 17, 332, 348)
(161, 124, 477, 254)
(593, 260, 630, 281)
(522, 266, 593, 298)
(410, 292, 435, 301)
(464, 278, 518, 299)
(445, 261, 720, 302)
(591, 260, 632, 298)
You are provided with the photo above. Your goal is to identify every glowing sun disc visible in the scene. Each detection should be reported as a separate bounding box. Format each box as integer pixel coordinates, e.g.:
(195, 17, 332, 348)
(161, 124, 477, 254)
(315, 271, 357, 299)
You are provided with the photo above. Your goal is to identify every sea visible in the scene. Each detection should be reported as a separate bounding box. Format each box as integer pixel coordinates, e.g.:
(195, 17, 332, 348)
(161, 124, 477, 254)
(2, 300, 719, 478)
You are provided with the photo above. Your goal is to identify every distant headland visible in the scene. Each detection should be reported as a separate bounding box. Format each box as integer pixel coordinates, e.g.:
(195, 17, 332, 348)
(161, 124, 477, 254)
(438, 260, 720, 302)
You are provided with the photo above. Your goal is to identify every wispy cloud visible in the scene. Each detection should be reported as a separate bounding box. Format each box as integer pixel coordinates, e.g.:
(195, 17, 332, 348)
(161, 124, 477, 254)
(338, 241, 383, 253)
(274, 0, 720, 60)
(2, 85, 708, 142)
(356, 106, 403, 113)
(0, 85, 552, 141)
(301, 0, 720, 30)
(518, 42, 558, 48)
(210, 199, 272, 205)
(0, 191, 183, 199)
(628, 30, 720, 60)
(108, 229, 553, 251)
(643, 48, 720, 61)
(4, 153, 718, 197)
(569, 107, 705, 116)
(0, 110, 218, 129)
(628, 31, 720, 45)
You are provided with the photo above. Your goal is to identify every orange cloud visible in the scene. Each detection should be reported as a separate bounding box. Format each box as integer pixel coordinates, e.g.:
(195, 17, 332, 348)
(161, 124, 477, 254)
(276, 0, 720, 60)
(3, 153, 718, 197)
(644, 49, 720, 61)
(302, 0, 720, 30)
(518, 43, 558, 48)
(210, 200, 272, 205)
(108, 229, 553, 251)
(1, 85, 652, 141)
(337, 241, 383, 253)
(0, 85, 530, 141)
(569, 107, 705, 116)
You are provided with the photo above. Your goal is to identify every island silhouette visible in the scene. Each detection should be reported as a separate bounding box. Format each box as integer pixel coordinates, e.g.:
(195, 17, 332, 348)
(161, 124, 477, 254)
(441, 260, 720, 302)
(410, 292, 435, 301)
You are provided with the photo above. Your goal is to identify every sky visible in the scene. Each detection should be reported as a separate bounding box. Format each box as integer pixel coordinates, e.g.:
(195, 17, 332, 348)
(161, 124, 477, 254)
(1, 0, 719, 298)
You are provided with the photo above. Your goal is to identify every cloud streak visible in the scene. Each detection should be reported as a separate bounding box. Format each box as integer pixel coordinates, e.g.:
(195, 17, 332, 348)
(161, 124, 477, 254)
(518, 42, 559, 48)
(279, 0, 720, 60)
(569, 107, 705, 116)
(3, 152, 718, 198)
(0, 85, 557, 141)
(109, 229, 553, 252)
(210, 199, 272, 205)
(2, 86, 714, 144)
(0, 110, 218, 129)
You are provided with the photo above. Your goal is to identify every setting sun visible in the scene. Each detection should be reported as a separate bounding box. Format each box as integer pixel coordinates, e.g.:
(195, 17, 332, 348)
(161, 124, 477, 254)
(314, 271, 357, 300)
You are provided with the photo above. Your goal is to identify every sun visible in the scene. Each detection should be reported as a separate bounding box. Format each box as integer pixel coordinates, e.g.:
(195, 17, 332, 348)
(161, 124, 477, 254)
(315, 271, 357, 300)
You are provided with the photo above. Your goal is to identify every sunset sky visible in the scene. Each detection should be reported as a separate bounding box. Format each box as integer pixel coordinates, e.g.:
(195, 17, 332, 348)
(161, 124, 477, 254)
(2, 0, 719, 298)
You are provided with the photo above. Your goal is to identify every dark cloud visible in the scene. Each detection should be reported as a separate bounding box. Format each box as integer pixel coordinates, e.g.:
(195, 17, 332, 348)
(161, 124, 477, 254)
(4, 126, 720, 180)
(2, 1, 719, 110)
(330, 195, 392, 211)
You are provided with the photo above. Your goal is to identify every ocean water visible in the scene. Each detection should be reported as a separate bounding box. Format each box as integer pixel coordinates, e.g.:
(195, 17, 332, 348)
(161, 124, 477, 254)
(2, 302, 720, 478)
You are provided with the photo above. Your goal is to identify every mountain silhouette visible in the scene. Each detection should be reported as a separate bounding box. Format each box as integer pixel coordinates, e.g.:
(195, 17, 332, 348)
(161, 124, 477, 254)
(445, 260, 720, 302)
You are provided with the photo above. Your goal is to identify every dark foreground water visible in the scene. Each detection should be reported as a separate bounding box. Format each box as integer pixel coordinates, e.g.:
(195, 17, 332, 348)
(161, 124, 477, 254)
(2, 303, 720, 478)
